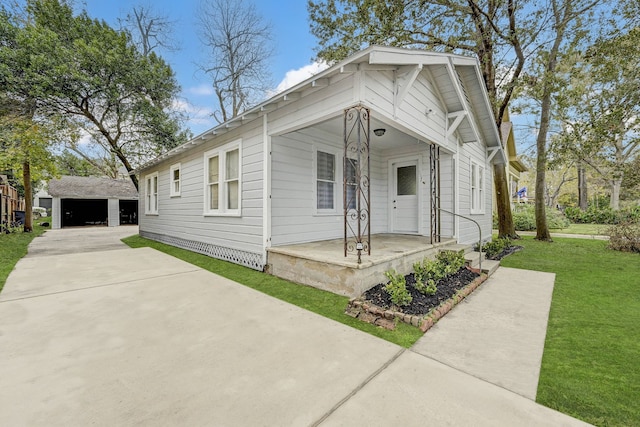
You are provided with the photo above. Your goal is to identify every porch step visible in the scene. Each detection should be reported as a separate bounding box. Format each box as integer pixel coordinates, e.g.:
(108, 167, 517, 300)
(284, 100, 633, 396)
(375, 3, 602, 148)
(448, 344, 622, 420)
(466, 252, 500, 276)
(439, 243, 474, 255)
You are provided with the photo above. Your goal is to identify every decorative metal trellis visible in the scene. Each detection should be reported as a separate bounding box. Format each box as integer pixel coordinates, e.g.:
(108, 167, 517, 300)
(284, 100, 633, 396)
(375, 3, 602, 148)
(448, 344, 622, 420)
(430, 144, 441, 244)
(343, 105, 371, 264)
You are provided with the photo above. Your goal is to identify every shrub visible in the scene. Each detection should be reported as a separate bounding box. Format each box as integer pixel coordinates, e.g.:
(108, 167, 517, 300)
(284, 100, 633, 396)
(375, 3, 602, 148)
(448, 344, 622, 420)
(413, 259, 442, 295)
(565, 205, 640, 225)
(413, 250, 465, 295)
(606, 222, 640, 253)
(482, 236, 513, 259)
(384, 269, 412, 306)
(511, 204, 570, 230)
(436, 250, 466, 273)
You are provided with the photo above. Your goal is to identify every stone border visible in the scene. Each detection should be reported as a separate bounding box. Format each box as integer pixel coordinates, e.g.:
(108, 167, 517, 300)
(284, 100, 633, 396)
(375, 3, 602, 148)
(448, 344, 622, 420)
(345, 273, 488, 332)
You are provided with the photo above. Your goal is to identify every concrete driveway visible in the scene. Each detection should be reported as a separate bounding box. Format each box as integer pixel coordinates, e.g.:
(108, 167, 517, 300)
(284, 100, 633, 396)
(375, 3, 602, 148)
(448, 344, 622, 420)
(0, 228, 590, 426)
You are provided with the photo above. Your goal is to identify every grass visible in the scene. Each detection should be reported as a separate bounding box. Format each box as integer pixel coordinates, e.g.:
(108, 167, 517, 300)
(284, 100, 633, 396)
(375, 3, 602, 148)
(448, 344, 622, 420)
(549, 223, 608, 235)
(122, 235, 424, 348)
(501, 237, 640, 426)
(0, 217, 51, 293)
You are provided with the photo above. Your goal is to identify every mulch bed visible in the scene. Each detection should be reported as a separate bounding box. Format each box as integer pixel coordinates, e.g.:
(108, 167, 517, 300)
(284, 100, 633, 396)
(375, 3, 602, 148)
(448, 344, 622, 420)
(363, 267, 481, 316)
(486, 245, 523, 261)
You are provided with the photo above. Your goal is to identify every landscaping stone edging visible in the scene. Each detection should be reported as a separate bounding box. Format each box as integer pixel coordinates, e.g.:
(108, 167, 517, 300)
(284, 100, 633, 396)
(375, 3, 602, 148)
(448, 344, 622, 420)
(345, 273, 488, 332)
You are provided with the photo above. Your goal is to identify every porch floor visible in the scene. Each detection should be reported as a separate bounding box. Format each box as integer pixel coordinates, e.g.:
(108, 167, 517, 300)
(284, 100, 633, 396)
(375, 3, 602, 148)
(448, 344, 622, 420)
(266, 234, 458, 297)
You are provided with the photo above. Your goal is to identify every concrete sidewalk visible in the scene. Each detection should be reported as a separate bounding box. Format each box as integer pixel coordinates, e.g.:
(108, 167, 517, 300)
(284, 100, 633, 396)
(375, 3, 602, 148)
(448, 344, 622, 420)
(23, 225, 139, 257)
(412, 267, 555, 400)
(0, 229, 589, 426)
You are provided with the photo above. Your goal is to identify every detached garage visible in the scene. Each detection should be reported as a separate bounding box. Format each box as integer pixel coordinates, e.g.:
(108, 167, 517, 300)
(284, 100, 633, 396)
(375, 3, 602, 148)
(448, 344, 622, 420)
(48, 176, 138, 229)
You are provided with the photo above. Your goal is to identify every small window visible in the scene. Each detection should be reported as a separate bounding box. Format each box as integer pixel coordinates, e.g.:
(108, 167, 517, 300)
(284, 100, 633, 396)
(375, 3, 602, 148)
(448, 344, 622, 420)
(470, 160, 485, 214)
(345, 157, 358, 211)
(170, 163, 181, 197)
(204, 140, 241, 215)
(145, 172, 158, 214)
(316, 150, 336, 211)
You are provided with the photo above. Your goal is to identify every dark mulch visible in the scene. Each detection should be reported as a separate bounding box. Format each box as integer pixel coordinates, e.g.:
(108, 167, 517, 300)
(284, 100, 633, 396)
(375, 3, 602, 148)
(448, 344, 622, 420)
(363, 267, 480, 316)
(486, 245, 524, 261)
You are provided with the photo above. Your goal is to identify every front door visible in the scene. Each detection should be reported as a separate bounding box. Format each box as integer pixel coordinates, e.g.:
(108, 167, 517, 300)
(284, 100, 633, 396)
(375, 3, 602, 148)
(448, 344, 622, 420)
(392, 161, 419, 233)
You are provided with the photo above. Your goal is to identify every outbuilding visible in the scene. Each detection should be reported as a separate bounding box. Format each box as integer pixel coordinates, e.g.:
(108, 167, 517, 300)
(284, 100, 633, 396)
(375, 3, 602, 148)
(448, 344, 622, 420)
(48, 176, 138, 229)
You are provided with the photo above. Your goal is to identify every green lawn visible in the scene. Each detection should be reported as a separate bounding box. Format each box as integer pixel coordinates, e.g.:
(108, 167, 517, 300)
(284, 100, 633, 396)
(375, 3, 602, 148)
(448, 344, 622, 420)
(549, 223, 608, 235)
(501, 237, 639, 426)
(0, 218, 50, 293)
(122, 235, 424, 348)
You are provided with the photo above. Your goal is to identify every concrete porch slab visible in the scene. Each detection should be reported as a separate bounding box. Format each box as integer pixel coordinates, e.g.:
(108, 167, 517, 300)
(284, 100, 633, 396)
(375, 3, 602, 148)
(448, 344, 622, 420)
(267, 234, 456, 297)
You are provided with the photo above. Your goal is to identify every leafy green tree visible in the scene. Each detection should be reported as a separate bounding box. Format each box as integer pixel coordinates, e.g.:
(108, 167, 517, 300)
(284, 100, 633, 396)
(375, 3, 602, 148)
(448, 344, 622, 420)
(308, 0, 545, 238)
(0, 102, 58, 232)
(551, 27, 640, 211)
(0, 0, 189, 190)
(55, 149, 103, 177)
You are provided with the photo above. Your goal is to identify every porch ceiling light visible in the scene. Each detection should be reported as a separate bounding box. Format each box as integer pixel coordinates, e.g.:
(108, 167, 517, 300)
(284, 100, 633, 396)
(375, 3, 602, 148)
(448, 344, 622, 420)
(373, 128, 386, 137)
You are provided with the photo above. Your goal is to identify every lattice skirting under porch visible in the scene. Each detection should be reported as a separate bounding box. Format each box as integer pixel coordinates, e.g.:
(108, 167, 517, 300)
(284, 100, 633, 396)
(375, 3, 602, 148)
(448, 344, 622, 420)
(140, 231, 264, 271)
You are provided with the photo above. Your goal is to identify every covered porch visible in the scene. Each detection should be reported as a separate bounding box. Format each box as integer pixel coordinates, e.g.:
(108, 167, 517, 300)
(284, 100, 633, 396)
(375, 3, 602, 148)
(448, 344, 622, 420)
(266, 234, 459, 297)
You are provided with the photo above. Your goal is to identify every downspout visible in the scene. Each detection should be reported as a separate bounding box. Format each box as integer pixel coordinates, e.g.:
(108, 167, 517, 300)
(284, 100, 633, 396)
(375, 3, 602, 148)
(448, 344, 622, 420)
(262, 114, 271, 269)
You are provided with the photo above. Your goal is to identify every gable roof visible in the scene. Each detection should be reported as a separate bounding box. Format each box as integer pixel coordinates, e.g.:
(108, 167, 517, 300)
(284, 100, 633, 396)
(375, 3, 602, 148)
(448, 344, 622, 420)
(48, 176, 138, 199)
(137, 46, 505, 172)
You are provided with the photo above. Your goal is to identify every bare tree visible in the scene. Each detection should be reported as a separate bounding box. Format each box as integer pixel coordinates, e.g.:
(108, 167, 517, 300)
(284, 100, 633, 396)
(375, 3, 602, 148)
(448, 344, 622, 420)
(119, 4, 179, 56)
(196, 0, 274, 123)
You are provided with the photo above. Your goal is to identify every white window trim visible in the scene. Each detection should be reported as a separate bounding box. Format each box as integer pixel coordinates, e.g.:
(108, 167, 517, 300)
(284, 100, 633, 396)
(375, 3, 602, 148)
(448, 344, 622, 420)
(470, 159, 485, 215)
(203, 139, 242, 217)
(313, 146, 340, 215)
(144, 172, 159, 215)
(169, 163, 181, 197)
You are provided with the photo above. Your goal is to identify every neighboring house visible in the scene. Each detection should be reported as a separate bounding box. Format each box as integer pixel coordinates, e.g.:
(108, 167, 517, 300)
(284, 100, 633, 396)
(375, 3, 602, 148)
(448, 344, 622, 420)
(33, 185, 53, 211)
(48, 176, 138, 229)
(495, 109, 528, 209)
(136, 46, 506, 295)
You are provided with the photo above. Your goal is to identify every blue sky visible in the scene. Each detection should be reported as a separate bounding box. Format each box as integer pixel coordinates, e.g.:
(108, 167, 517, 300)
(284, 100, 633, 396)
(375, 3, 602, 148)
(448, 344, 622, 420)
(83, 0, 324, 136)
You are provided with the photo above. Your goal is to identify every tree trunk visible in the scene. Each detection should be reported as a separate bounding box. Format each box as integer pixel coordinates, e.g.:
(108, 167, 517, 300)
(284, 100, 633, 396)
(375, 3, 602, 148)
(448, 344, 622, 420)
(610, 177, 622, 210)
(22, 160, 33, 233)
(493, 164, 517, 238)
(578, 161, 588, 210)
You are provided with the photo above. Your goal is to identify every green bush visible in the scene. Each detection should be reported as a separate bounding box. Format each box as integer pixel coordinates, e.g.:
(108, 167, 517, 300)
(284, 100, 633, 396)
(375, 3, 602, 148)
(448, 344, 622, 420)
(565, 205, 640, 225)
(412, 250, 465, 296)
(606, 222, 640, 253)
(482, 236, 513, 259)
(384, 269, 412, 306)
(511, 204, 570, 230)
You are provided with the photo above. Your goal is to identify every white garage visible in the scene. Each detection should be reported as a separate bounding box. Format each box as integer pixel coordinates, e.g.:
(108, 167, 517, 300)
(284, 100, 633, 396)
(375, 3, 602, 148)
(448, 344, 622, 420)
(48, 176, 138, 229)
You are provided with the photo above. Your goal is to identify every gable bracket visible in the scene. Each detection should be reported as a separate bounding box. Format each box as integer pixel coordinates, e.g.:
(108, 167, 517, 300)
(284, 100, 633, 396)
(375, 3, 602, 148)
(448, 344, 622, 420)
(446, 110, 467, 138)
(393, 64, 422, 118)
(445, 59, 482, 144)
(487, 146, 500, 163)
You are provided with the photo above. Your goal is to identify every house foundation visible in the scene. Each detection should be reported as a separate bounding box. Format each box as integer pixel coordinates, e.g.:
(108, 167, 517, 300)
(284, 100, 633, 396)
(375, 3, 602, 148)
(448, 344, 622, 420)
(266, 234, 457, 297)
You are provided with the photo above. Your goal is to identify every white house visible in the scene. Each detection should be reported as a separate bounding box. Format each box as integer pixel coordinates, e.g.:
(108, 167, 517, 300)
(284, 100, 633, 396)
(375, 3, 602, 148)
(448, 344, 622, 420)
(136, 46, 506, 296)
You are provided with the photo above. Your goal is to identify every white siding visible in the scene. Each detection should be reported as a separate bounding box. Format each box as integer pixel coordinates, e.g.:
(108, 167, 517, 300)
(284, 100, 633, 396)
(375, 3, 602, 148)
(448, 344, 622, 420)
(138, 120, 265, 256)
(107, 198, 119, 226)
(52, 197, 61, 229)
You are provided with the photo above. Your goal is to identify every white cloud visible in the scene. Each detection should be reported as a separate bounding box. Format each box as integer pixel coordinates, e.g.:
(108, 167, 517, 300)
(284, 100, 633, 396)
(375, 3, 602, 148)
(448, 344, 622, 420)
(173, 98, 216, 133)
(187, 84, 215, 96)
(271, 61, 330, 96)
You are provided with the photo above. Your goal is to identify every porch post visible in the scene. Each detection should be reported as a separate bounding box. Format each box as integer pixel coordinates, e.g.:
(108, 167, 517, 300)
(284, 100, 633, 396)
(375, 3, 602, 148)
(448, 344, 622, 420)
(430, 144, 441, 244)
(343, 105, 371, 263)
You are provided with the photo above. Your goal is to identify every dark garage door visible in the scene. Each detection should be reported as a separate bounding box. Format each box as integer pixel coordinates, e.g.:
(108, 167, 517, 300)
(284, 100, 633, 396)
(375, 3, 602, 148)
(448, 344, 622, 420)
(62, 199, 108, 227)
(119, 200, 138, 225)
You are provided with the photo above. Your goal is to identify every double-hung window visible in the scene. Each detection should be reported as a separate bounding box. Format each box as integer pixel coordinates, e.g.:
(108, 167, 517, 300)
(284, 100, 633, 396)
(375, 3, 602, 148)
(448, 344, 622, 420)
(145, 172, 158, 214)
(315, 149, 336, 212)
(204, 140, 241, 215)
(470, 160, 485, 214)
(170, 163, 181, 197)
